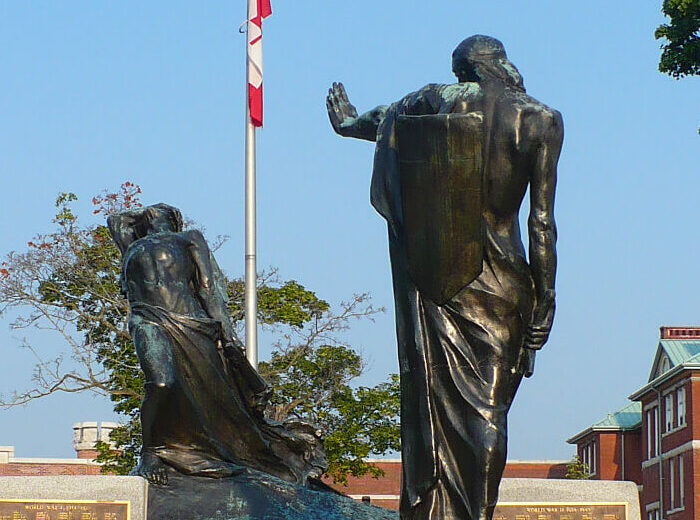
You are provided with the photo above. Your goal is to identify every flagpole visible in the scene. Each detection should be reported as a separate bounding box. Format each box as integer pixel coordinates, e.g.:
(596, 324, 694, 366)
(244, 11, 258, 370)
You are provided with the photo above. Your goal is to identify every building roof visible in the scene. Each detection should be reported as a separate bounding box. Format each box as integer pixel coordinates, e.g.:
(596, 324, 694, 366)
(569, 327, 700, 446)
(566, 401, 642, 444)
(648, 340, 700, 381)
(630, 338, 700, 400)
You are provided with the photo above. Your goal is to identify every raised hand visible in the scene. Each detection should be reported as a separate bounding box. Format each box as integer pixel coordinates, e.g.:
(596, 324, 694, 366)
(326, 82, 359, 136)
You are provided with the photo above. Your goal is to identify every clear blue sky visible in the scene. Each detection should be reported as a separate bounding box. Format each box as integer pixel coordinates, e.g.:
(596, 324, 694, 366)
(0, 1, 697, 461)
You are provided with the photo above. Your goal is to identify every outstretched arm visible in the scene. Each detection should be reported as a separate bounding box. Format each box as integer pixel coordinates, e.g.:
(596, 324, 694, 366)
(525, 109, 563, 353)
(327, 82, 387, 142)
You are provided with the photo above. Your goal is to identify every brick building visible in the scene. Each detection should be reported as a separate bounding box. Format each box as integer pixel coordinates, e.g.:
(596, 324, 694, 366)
(569, 326, 700, 520)
(0, 422, 116, 476)
(322, 459, 569, 510)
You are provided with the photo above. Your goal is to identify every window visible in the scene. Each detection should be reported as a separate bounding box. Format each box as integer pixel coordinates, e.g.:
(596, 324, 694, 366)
(647, 407, 659, 459)
(661, 356, 671, 374)
(677, 387, 686, 426)
(648, 508, 659, 520)
(679, 455, 685, 508)
(581, 441, 596, 476)
(669, 457, 675, 509)
(665, 393, 674, 431)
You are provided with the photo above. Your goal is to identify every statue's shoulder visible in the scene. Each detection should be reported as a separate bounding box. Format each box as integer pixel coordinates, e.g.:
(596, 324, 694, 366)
(502, 90, 563, 143)
(507, 90, 562, 127)
(182, 229, 207, 247)
(398, 82, 483, 115)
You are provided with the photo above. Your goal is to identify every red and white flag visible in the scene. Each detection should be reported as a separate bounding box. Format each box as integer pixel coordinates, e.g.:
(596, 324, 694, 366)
(247, 0, 272, 127)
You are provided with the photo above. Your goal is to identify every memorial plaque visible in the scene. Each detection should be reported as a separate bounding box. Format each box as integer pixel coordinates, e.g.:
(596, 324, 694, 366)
(0, 500, 129, 520)
(494, 503, 628, 520)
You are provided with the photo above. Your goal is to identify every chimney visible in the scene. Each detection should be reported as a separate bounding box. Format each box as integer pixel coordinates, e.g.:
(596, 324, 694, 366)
(660, 327, 700, 340)
(72, 421, 99, 459)
(73, 421, 120, 459)
(0, 446, 14, 464)
(99, 422, 119, 449)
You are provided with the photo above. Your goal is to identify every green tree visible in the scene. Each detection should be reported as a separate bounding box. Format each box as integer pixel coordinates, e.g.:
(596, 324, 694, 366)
(655, 0, 700, 132)
(565, 456, 591, 480)
(0, 185, 400, 483)
(655, 0, 700, 79)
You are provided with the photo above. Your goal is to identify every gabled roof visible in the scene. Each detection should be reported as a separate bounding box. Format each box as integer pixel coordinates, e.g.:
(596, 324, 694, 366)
(629, 339, 700, 401)
(566, 401, 642, 444)
(648, 340, 700, 382)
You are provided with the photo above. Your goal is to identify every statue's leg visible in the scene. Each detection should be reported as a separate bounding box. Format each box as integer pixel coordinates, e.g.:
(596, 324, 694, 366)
(131, 321, 176, 485)
(480, 414, 508, 520)
(480, 370, 524, 520)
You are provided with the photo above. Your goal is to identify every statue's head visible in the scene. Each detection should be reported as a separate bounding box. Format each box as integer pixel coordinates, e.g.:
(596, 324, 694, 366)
(451, 35, 525, 92)
(108, 203, 184, 254)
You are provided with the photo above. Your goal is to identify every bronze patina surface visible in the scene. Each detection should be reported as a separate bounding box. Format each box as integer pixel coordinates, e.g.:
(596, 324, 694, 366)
(397, 113, 484, 304)
(328, 34, 562, 520)
(0, 500, 129, 520)
(108, 204, 325, 487)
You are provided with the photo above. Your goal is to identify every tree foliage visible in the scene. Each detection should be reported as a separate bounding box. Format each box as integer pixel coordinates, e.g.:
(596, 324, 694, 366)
(564, 455, 591, 480)
(655, 0, 700, 78)
(0, 185, 399, 484)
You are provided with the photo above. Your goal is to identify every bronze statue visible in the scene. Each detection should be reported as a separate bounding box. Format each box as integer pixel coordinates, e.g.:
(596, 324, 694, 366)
(327, 35, 562, 520)
(108, 204, 325, 487)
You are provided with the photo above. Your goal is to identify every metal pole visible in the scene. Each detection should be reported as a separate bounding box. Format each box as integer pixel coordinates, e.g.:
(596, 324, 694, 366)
(244, 13, 258, 370)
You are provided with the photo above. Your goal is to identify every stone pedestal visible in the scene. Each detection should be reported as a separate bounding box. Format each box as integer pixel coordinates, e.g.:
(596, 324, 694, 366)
(497, 478, 641, 520)
(0, 475, 641, 520)
(0, 475, 148, 520)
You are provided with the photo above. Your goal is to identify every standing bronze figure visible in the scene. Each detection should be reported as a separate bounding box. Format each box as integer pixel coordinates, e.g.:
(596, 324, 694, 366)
(108, 203, 325, 487)
(327, 35, 562, 520)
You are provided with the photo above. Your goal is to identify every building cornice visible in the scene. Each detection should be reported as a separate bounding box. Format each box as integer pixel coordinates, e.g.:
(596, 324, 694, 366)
(566, 425, 640, 445)
(640, 440, 700, 469)
(630, 364, 700, 401)
(5, 458, 99, 465)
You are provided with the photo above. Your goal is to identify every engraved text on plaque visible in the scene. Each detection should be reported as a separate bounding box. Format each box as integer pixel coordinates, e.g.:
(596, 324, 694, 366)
(0, 500, 130, 520)
(494, 503, 628, 520)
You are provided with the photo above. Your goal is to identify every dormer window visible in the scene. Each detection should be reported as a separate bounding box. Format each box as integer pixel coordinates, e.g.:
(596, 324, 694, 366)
(654, 354, 672, 378)
(661, 356, 671, 373)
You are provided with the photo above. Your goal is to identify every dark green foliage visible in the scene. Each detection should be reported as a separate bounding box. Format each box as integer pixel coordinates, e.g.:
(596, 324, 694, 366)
(564, 456, 591, 480)
(655, 0, 700, 78)
(227, 277, 330, 328)
(1, 185, 400, 484)
(655, 0, 700, 132)
(261, 346, 401, 484)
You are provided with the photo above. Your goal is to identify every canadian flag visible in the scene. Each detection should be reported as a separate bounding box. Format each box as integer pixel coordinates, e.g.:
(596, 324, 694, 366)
(247, 0, 272, 127)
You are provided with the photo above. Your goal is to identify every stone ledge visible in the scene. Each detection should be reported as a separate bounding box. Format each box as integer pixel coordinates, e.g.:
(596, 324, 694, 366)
(498, 478, 641, 520)
(0, 476, 148, 520)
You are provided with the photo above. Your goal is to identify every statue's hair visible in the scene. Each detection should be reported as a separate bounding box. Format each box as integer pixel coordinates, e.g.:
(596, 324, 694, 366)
(145, 203, 183, 233)
(452, 35, 525, 92)
(107, 203, 183, 254)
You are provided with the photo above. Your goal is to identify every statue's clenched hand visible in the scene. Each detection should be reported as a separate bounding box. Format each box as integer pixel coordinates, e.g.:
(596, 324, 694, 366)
(326, 82, 359, 137)
(524, 290, 555, 351)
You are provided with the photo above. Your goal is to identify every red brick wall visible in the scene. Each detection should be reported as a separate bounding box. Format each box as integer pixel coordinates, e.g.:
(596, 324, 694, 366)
(0, 463, 102, 476)
(623, 430, 642, 484)
(597, 433, 621, 480)
(502, 462, 568, 479)
(642, 463, 660, 512)
(76, 449, 100, 460)
(322, 460, 570, 510)
(323, 461, 402, 497)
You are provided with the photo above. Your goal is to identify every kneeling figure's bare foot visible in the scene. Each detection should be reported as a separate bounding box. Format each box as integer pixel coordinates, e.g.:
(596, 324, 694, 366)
(134, 450, 169, 486)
